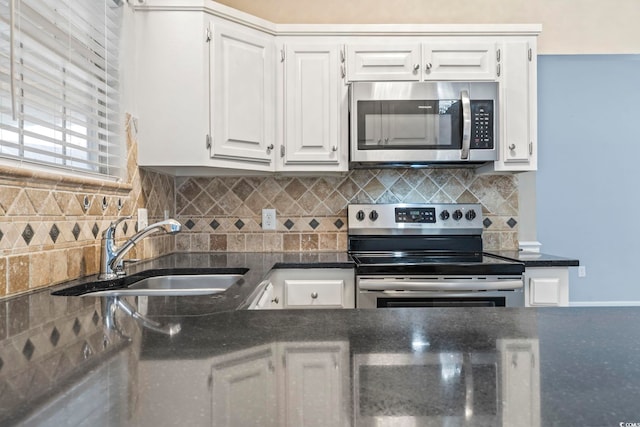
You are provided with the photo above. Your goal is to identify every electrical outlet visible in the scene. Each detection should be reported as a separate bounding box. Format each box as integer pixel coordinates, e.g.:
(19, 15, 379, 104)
(262, 209, 276, 230)
(578, 265, 586, 278)
(137, 208, 148, 229)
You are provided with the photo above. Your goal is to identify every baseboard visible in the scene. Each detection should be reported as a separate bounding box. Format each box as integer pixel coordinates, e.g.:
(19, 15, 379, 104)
(570, 301, 640, 307)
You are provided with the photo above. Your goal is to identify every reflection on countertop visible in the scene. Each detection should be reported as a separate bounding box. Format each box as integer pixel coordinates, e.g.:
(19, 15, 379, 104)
(2, 252, 634, 427)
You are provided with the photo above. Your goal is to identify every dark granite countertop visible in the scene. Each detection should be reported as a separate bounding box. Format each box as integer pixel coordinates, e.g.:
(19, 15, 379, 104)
(2, 292, 640, 426)
(487, 251, 580, 267)
(2, 251, 608, 427)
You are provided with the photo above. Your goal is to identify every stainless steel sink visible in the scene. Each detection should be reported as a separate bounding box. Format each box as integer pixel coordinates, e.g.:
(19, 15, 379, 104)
(82, 274, 244, 297)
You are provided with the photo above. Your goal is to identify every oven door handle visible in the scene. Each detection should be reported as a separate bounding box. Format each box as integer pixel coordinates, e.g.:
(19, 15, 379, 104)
(358, 279, 523, 292)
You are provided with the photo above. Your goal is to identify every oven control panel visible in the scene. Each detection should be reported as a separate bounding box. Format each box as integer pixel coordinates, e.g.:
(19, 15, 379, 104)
(348, 203, 483, 233)
(395, 207, 436, 223)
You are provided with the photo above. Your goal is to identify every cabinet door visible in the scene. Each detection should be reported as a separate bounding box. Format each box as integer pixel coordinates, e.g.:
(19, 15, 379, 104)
(499, 339, 540, 427)
(211, 346, 278, 427)
(281, 342, 348, 427)
(524, 267, 569, 307)
(281, 44, 346, 169)
(499, 40, 536, 168)
(211, 24, 275, 164)
(423, 42, 497, 80)
(346, 44, 421, 81)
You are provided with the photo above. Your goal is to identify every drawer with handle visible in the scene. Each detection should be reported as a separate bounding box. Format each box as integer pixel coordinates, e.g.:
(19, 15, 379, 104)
(285, 280, 345, 308)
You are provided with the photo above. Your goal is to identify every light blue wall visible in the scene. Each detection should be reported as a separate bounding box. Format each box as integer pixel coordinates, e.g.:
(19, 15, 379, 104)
(537, 55, 640, 303)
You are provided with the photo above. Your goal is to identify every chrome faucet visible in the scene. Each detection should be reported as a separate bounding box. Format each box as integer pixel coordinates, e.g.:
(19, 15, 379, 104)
(98, 217, 181, 280)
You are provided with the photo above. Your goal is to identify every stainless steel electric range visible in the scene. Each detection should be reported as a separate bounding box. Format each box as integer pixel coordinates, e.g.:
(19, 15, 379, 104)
(348, 203, 525, 308)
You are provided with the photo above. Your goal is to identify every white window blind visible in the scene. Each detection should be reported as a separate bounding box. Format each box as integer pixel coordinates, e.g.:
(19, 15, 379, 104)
(0, 0, 123, 179)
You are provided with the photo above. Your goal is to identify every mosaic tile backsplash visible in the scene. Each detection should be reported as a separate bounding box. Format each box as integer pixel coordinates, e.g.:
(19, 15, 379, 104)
(1, 113, 519, 298)
(0, 116, 176, 298)
(174, 169, 519, 254)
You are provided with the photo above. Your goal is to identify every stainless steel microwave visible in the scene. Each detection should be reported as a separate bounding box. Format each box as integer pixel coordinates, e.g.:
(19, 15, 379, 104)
(349, 81, 498, 167)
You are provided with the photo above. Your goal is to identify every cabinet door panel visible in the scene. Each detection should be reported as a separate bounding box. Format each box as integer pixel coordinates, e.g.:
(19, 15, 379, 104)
(423, 42, 497, 80)
(501, 40, 532, 164)
(211, 346, 277, 427)
(282, 343, 347, 427)
(212, 26, 274, 163)
(347, 45, 421, 81)
(499, 339, 540, 427)
(284, 44, 341, 165)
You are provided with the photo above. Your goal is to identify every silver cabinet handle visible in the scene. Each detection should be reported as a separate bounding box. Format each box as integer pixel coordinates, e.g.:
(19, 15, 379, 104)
(340, 64, 345, 79)
(460, 90, 471, 160)
(509, 144, 516, 150)
(497, 63, 501, 77)
(266, 144, 274, 154)
(413, 63, 420, 71)
(331, 145, 338, 152)
(311, 292, 318, 299)
(425, 62, 432, 70)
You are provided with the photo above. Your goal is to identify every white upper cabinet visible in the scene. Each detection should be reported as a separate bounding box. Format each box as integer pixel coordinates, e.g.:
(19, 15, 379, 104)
(211, 23, 276, 165)
(500, 40, 537, 169)
(133, 1, 539, 175)
(346, 44, 422, 81)
(423, 41, 497, 80)
(479, 38, 537, 172)
(277, 42, 348, 171)
(346, 39, 497, 82)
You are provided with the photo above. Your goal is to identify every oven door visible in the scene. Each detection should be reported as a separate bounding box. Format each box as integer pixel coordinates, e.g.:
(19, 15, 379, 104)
(357, 276, 525, 308)
(354, 352, 499, 426)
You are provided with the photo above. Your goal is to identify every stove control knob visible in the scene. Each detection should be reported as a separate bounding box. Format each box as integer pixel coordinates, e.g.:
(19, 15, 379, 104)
(356, 210, 365, 221)
(452, 209, 463, 221)
(369, 210, 379, 221)
(440, 210, 450, 220)
(465, 209, 477, 221)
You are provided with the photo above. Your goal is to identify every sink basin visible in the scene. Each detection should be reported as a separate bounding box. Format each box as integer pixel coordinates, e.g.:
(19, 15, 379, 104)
(82, 274, 244, 297)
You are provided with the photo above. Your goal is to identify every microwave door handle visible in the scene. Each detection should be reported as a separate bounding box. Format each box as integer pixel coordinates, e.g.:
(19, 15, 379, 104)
(460, 90, 471, 160)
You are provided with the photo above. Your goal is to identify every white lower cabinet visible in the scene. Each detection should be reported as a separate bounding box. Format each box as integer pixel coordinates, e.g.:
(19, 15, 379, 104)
(524, 267, 569, 307)
(250, 269, 355, 310)
(210, 342, 349, 427)
(498, 339, 540, 427)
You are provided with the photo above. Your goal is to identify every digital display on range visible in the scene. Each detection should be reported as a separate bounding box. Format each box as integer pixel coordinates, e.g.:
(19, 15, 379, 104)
(395, 207, 436, 223)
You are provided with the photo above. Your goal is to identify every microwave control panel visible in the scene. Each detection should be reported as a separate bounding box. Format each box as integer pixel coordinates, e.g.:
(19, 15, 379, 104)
(470, 101, 494, 150)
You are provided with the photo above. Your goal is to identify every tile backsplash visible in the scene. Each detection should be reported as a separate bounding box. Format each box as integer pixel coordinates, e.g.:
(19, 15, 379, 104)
(0, 116, 175, 298)
(1, 115, 519, 298)
(174, 169, 519, 253)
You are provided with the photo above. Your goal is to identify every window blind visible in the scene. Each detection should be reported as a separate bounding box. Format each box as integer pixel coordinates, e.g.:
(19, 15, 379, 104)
(0, 0, 123, 179)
